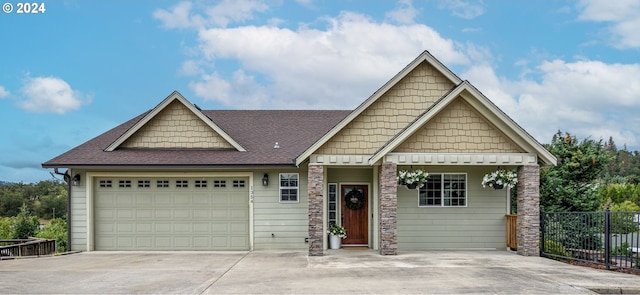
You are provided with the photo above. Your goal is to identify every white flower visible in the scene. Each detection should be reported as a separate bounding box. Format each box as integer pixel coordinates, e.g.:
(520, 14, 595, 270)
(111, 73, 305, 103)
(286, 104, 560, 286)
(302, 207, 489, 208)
(398, 169, 429, 188)
(481, 169, 518, 189)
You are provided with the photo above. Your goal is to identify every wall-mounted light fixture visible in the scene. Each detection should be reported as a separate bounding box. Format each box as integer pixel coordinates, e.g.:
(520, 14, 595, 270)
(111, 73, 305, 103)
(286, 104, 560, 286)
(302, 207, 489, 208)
(72, 174, 81, 186)
(262, 173, 269, 186)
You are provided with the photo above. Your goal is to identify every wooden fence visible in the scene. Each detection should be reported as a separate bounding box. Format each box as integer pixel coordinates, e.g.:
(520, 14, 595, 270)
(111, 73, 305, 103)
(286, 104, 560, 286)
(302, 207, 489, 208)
(0, 239, 56, 258)
(506, 214, 517, 250)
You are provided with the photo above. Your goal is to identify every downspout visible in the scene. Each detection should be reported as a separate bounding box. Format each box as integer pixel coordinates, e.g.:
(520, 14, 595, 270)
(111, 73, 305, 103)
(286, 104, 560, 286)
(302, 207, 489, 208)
(54, 168, 71, 252)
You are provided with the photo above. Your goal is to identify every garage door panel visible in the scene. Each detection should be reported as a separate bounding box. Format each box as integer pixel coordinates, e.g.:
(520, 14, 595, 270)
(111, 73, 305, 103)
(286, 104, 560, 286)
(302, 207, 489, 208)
(135, 194, 153, 205)
(174, 209, 191, 219)
(193, 209, 210, 219)
(136, 237, 152, 248)
(193, 236, 210, 248)
(136, 223, 152, 233)
(116, 237, 134, 248)
(155, 209, 172, 218)
(95, 177, 249, 250)
(116, 223, 134, 232)
(116, 195, 133, 205)
(136, 209, 153, 219)
(116, 209, 134, 219)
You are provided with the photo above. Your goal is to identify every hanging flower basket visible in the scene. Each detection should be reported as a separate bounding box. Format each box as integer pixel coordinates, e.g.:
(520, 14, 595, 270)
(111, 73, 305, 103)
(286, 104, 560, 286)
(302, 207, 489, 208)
(482, 169, 517, 189)
(398, 169, 429, 190)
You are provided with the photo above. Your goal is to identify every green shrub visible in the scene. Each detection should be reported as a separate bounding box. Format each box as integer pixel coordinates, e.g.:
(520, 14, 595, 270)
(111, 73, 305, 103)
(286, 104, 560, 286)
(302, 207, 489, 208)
(0, 217, 14, 239)
(608, 200, 640, 234)
(36, 218, 67, 252)
(612, 242, 633, 256)
(12, 204, 39, 239)
(543, 239, 570, 257)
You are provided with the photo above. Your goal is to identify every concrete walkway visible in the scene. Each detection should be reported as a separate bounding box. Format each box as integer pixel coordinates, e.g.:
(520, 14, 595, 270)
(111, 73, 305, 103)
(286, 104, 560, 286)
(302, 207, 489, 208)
(1, 250, 639, 294)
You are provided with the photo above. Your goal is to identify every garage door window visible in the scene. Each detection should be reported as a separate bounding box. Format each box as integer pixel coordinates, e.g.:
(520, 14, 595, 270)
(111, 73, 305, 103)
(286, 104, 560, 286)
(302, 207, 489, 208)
(195, 180, 208, 188)
(279, 173, 299, 203)
(157, 180, 169, 188)
(233, 180, 246, 188)
(138, 180, 150, 188)
(99, 180, 112, 188)
(119, 180, 132, 188)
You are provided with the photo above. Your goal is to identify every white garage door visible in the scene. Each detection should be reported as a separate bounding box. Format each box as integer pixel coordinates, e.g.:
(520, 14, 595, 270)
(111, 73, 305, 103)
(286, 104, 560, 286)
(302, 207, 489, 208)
(94, 177, 249, 250)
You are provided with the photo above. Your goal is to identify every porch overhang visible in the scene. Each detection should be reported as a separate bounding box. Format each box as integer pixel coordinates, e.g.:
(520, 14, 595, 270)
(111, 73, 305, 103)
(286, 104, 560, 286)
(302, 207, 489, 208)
(309, 152, 538, 166)
(381, 152, 538, 166)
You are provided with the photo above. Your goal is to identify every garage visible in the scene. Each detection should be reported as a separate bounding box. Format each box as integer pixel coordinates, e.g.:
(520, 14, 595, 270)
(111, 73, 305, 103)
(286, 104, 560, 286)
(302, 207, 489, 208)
(94, 177, 250, 251)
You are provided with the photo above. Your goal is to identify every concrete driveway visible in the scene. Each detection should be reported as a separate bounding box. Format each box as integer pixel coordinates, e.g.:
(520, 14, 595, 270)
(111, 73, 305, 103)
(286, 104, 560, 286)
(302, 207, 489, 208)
(1, 250, 639, 294)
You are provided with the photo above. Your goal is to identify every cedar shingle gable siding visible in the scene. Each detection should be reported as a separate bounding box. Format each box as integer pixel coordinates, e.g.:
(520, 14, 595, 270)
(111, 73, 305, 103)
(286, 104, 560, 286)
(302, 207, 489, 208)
(121, 101, 236, 149)
(395, 98, 524, 153)
(315, 61, 455, 155)
(42, 110, 350, 167)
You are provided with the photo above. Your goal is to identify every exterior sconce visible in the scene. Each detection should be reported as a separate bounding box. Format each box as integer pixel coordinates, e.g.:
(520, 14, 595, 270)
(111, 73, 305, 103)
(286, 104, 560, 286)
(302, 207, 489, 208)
(262, 173, 269, 186)
(72, 174, 81, 186)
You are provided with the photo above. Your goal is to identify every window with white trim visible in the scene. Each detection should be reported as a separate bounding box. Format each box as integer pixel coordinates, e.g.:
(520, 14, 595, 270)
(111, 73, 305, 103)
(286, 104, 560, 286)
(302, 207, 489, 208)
(419, 173, 467, 207)
(279, 173, 299, 202)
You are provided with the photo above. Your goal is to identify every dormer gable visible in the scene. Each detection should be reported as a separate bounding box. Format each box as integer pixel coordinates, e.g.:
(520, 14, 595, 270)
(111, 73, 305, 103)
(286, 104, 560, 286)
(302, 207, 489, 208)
(105, 91, 245, 151)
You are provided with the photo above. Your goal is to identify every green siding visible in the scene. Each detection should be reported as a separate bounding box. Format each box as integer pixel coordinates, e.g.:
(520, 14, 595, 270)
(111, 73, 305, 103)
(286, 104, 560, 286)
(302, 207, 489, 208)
(252, 168, 309, 250)
(397, 166, 510, 250)
(70, 172, 87, 252)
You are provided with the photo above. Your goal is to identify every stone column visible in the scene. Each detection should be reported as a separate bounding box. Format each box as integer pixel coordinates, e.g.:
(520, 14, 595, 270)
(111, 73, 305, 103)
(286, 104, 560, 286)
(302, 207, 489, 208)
(517, 164, 540, 256)
(379, 162, 398, 255)
(308, 164, 324, 256)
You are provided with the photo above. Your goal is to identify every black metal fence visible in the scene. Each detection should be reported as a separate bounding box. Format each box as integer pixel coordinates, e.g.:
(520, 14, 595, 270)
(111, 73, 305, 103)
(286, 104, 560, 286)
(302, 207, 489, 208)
(541, 209, 640, 272)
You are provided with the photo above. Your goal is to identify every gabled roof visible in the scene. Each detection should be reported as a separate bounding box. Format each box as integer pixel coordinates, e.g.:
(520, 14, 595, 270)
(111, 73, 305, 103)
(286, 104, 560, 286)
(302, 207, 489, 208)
(105, 91, 246, 152)
(42, 109, 350, 168)
(368, 81, 557, 166)
(295, 50, 463, 166)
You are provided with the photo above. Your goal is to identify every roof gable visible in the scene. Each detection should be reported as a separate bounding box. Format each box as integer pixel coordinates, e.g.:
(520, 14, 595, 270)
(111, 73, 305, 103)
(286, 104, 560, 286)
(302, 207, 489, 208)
(295, 50, 462, 165)
(394, 97, 523, 153)
(105, 91, 245, 152)
(369, 81, 557, 165)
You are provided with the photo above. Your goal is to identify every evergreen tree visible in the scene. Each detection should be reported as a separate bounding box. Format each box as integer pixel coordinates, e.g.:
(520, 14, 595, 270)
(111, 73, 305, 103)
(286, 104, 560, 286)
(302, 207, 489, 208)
(540, 131, 612, 212)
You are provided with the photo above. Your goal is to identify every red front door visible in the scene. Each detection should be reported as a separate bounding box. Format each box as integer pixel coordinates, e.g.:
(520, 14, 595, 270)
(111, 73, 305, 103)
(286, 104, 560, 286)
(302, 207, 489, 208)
(341, 185, 368, 245)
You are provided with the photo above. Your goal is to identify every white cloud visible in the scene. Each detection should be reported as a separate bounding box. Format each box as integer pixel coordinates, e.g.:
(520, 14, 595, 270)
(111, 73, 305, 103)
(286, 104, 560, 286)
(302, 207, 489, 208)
(153, 0, 268, 29)
(577, 0, 640, 49)
(19, 76, 90, 114)
(181, 10, 468, 109)
(190, 70, 270, 108)
(439, 0, 485, 20)
(154, 1, 640, 149)
(465, 59, 640, 149)
(0, 86, 9, 98)
(385, 0, 419, 25)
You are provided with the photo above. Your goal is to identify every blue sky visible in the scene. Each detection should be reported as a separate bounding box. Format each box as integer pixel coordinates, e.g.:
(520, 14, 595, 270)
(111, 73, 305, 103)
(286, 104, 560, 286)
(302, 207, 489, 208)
(1, 0, 639, 183)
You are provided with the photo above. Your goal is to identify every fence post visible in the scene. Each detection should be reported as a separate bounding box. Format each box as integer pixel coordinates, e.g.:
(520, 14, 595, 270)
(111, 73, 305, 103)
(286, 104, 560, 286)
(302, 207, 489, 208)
(604, 206, 611, 270)
(540, 211, 546, 255)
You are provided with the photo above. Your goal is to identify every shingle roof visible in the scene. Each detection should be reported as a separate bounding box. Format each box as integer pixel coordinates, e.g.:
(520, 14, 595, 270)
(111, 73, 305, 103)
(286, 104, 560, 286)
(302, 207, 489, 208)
(41, 110, 351, 168)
